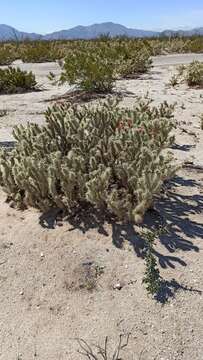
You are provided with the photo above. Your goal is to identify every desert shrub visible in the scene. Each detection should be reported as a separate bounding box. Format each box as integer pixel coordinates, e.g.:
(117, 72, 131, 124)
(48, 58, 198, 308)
(169, 74, 179, 87)
(148, 36, 203, 55)
(60, 44, 117, 93)
(170, 61, 203, 88)
(184, 61, 203, 87)
(60, 40, 152, 92)
(0, 46, 16, 65)
(115, 42, 152, 78)
(20, 41, 63, 63)
(0, 98, 176, 223)
(185, 37, 203, 53)
(0, 67, 37, 94)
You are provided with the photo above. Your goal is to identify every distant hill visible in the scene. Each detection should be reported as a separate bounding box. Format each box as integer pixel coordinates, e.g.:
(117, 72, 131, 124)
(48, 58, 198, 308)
(43, 22, 159, 40)
(160, 28, 203, 37)
(0, 24, 41, 41)
(0, 23, 202, 41)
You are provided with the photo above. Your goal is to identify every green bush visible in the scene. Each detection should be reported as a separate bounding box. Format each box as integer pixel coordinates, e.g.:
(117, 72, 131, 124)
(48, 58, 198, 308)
(60, 41, 152, 92)
(0, 67, 37, 94)
(60, 44, 117, 93)
(169, 74, 179, 87)
(185, 61, 203, 87)
(20, 41, 63, 63)
(0, 46, 16, 65)
(0, 36, 203, 67)
(0, 98, 176, 223)
(170, 61, 203, 88)
(115, 41, 152, 78)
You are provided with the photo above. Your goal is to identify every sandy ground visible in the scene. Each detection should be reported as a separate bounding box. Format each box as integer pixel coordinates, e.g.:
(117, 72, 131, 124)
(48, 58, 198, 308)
(0, 54, 203, 360)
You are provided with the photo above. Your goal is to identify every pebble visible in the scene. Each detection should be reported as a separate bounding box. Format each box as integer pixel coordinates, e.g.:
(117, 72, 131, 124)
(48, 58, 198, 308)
(113, 283, 123, 290)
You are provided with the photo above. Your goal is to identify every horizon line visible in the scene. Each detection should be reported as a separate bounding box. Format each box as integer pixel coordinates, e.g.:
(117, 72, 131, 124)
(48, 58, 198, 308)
(0, 22, 202, 36)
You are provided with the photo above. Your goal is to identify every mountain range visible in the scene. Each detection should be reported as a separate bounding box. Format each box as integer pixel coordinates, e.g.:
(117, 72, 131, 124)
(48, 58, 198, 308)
(0, 22, 203, 41)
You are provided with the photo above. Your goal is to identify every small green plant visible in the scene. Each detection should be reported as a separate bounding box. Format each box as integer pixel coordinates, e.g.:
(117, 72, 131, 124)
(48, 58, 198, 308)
(76, 334, 130, 360)
(169, 74, 179, 87)
(142, 230, 162, 296)
(0, 67, 37, 94)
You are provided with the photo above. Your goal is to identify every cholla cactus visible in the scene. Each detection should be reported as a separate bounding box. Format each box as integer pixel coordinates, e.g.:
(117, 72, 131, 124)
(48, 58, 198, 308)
(185, 61, 203, 87)
(0, 98, 176, 223)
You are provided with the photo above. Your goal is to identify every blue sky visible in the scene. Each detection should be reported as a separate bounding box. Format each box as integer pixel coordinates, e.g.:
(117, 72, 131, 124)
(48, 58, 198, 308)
(1, 0, 203, 33)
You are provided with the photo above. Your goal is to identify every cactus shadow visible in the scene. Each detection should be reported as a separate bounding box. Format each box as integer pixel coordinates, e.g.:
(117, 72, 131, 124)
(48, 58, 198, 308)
(156, 279, 202, 304)
(39, 176, 202, 272)
(143, 176, 202, 267)
(112, 175, 202, 269)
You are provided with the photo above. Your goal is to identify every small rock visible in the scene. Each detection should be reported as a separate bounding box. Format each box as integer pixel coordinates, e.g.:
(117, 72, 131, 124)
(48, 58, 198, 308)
(40, 252, 44, 258)
(19, 290, 24, 296)
(113, 283, 123, 290)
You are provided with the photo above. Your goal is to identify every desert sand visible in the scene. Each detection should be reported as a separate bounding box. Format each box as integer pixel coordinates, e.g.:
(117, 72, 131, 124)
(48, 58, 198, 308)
(0, 54, 202, 360)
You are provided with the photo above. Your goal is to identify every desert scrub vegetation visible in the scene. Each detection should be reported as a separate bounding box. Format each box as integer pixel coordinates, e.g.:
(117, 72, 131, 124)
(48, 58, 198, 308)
(19, 41, 63, 63)
(60, 41, 152, 93)
(0, 67, 37, 94)
(0, 45, 16, 65)
(184, 61, 203, 87)
(169, 74, 180, 87)
(0, 97, 176, 223)
(115, 40, 152, 78)
(169, 61, 203, 88)
(60, 44, 117, 93)
(146, 35, 203, 55)
(0, 35, 202, 65)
